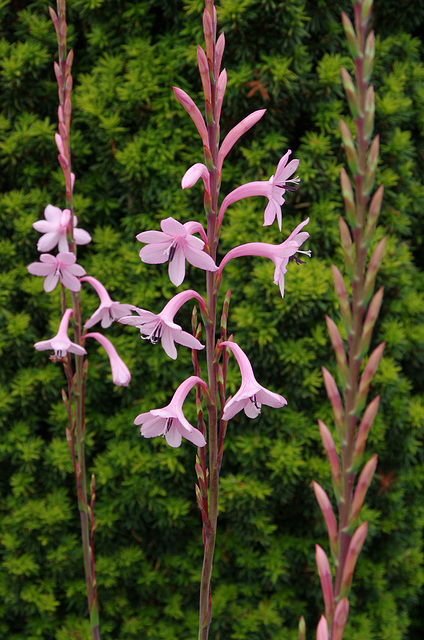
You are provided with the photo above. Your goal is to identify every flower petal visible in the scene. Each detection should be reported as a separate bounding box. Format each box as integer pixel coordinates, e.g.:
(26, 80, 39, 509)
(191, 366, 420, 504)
(168, 247, 186, 286)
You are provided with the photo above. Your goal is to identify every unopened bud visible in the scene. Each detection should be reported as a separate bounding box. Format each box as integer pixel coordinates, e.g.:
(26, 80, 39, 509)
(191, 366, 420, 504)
(353, 395, 380, 466)
(315, 545, 334, 623)
(332, 265, 353, 334)
(318, 419, 342, 498)
(322, 367, 345, 438)
(313, 482, 338, 558)
(358, 287, 384, 359)
(340, 522, 368, 596)
(339, 120, 359, 176)
(349, 454, 378, 523)
(332, 598, 349, 640)
(364, 184, 384, 245)
(353, 342, 385, 416)
(341, 12, 359, 59)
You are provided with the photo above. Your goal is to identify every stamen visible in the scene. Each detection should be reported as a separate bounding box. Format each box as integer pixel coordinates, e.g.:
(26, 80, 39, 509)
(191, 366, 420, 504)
(165, 418, 173, 433)
(168, 242, 177, 262)
(250, 395, 261, 411)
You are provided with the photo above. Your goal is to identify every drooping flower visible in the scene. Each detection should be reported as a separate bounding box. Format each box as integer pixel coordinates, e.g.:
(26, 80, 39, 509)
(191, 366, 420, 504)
(119, 289, 205, 360)
(218, 150, 300, 230)
(83, 332, 131, 387)
(27, 252, 86, 292)
(219, 217, 310, 298)
(34, 308, 86, 359)
(136, 217, 218, 287)
(219, 341, 287, 420)
(135, 376, 207, 448)
(33, 204, 91, 252)
(81, 276, 134, 329)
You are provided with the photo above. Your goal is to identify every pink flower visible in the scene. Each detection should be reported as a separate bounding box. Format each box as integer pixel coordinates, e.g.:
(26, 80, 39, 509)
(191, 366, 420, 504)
(218, 150, 300, 230)
(83, 332, 131, 386)
(135, 376, 207, 448)
(219, 217, 310, 298)
(27, 252, 86, 292)
(34, 308, 86, 359)
(119, 290, 205, 360)
(33, 204, 91, 252)
(220, 341, 287, 420)
(81, 276, 134, 329)
(136, 217, 218, 287)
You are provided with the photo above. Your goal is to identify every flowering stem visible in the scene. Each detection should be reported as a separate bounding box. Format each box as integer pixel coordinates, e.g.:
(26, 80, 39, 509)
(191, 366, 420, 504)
(198, 2, 221, 637)
(52, 2, 100, 637)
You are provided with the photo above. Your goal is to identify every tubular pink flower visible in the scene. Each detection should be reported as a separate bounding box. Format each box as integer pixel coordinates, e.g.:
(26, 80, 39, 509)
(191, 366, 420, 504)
(218, 150, 300, 230)
(172, 86, 209, 148)
(217, 109, 266, 175)
(81, 276, 134, 329)
(137, 217, 217, 287)
(135, 376, 207, 448)
(219, 218, 310, 298)
(33, 204, 91, 252)
(181, 163, 211, 196)
(119, 289, 205, 360)
(27, 252, 86, 292)
(34, 308, 86, 358)
(83, 332, 131, 387)
(220, 341, 287, 420)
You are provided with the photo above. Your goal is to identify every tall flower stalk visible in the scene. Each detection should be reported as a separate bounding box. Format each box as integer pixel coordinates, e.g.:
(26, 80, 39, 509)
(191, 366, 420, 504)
(312, 1, 385, 638)
(28, 3, 132, 638)
(128, 2, 308, 639)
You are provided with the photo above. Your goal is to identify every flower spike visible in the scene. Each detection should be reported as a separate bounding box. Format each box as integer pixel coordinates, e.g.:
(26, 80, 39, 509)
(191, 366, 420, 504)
(219, 341, 287, 420)
(135, 376, 208, 448)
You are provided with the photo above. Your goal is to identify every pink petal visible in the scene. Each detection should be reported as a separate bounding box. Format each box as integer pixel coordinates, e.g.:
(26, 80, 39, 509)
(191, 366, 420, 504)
(176, 416, 206, 447)
(67, 264, 86, 277)
(173, 330, 204, 351)
(139, 416, 166, 437)
(168, 247, 186, 286)
(44, 273, 60, 292)
(136, 230, 167, 244)
(165, 424, 183, 448)
(27, 263, 54, 276)
(67, 343, 87, 356)
(37, 232, 59, 252)
(263, 199, 281, 229)
(60, 270, 81, 292)
(44, 204, 62, 222)
(161, 217, 186, 237)
(181, 163, 210, 195)
(244, 399, 261, 418)
(161, 328, 178, 360)
(57, 234, 69, 252)
(139, 243, 169, 264)
(33, 220, 54, 233)
(74, 228, 91, 245)
(184, 245, 218, 272)
(57, 251, 76, 265)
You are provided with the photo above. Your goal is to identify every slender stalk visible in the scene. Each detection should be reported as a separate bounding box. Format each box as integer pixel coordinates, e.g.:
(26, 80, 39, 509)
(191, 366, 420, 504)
(52, 2, 100, 637)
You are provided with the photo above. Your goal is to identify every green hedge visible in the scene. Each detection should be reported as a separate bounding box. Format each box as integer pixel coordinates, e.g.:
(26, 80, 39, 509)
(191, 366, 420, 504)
(1, 1, 424, 638)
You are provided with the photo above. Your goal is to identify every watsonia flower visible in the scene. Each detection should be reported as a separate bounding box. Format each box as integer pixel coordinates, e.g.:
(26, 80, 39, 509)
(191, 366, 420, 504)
(220, 341, 287, 420)
(135, 376, 208, 448)
(119, 289, 205, 360)
(218, 150, 300, 230)
(219, 217, 310, 298)
(137, 217, 217, 287)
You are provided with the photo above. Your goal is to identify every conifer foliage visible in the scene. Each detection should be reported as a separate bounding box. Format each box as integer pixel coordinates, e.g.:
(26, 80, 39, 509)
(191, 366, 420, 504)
(1, 1, 424, 639)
